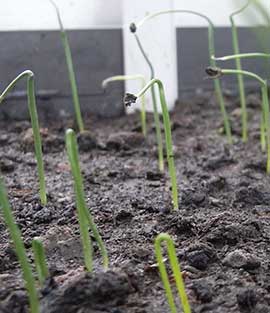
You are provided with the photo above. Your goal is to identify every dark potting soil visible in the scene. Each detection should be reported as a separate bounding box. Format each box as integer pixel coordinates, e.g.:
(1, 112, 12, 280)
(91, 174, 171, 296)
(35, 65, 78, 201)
(1, 90, 270, 313)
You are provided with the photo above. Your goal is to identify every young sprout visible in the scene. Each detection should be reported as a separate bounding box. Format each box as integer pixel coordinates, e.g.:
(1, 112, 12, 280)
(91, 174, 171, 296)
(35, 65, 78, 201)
(212, 52, 270, 150)
(49, 0, 84, 132)
(206, 66, 270, 173)
(32, 238, 49, 286)
(130, 27, 164, 172)
(155, 233, 191, 313)
(0, 71, 47, 205)
(102, 74, 147, 137)
(230, 1, 252, 143)
(131, 10, 232, 144)
(125, 79, 179, 210)
(0, 177, 39, 313)
(65, 129, 109, 271)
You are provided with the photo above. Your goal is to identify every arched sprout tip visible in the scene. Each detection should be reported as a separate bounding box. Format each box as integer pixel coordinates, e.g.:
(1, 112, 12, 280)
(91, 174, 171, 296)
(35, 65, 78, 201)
(0, 177, 39, 313)
(102, 75, 147, 137)
(125, 79, 179, 210)
(206, 67, 270, 173)
(131, 32, 164, 172)
(65, 128, 109, 270)
(132, 9, 232, 144)
(155, 233, 191, 313)
(49, 0, 84, 132)
(32, 238, 49, 286)
(0, 70, 47, 205)
(230, 0, 252, 142)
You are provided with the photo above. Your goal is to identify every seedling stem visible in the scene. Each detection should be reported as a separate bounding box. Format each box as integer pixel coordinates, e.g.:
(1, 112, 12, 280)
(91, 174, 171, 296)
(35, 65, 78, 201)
(155, 233, 191, 313)
(0, 71, 47, 205)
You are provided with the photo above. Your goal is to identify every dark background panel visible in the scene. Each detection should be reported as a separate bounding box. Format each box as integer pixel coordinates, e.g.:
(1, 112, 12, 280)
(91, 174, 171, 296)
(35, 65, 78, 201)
(0, 29, 125, 121)
(177, 27, 270, 96)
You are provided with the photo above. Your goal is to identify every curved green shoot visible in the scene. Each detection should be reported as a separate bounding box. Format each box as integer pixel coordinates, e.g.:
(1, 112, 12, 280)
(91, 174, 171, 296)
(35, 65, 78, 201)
(0, 71, 47, 205)
(129, 31, 164, 172)
(49, 0, 84, 132)
(206, 67, 270, 173)
(131, 9, 232, 144)
(213, 52, 270, 61)
(230, 0, 252, 142)
(0, 177, 39, 313)
(65, 129, 109, 270)
(32, 238, 49, 285)
(125, 79, 178, 210)
(102, 75, 147, 137)
(155, 233, 191, 313)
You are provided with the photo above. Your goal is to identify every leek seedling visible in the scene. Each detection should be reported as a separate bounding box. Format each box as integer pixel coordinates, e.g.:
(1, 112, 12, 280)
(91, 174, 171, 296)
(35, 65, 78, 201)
(125, 79, 179, 210)
(130, 25, 164, 172)
(102, 75, 147, 137)
(49, 0, 84, 132)
(32, 238, 49, 285)
(0, 71, 47, 205)
(206, 66, 270, 173)
(0, 177, 39, 313)
(131, 10, 232, 144)
(230, 1, 251, 142)
(65, 129, 109, 271)
(212, 52, 270, 150)
(155, 233, 191, 313)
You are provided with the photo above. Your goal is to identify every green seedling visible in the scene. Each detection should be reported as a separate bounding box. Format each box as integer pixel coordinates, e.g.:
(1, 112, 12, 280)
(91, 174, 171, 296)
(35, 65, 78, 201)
(213, 52, 270, 151)
(65, 128, 109, 271)
(129, 27, 164, 172)
(0, 71, 47, 205)
(49, 0, 84, 132)
(125, 79, 178, 210)
(206, 66, 270, 173)
(131, 10, 232, 144)
(102, 75, 147, 137)
(32, 238, 49, 285)
(230, 0, 251, 142)
(0, 177, 39, 313)
(155, 233, 191, 313)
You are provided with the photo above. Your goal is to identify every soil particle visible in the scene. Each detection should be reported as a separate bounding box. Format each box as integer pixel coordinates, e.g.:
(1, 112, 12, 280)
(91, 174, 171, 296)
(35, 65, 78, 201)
(223, 249, 261, 270)
(40, 271, 134, 313)
(106, 131, 145, 150)
(191, 279, 213, 303)
(77, 131, 98, 152)
(0, 158, 15, 173)
(21, 128, 64, 153)
(186, 245, 216, 271)
(237, 288, 258, 311)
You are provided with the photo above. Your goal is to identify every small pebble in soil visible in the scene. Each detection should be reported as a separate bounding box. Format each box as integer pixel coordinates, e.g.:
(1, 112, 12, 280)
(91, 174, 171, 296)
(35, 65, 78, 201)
(186, 250, 211, 271)
(237, 289, 258, 310)
(191, 279, 213, 303)
(106, 131, 145, 150)
(77, 130, 98, 152)
(223, 249, 260, 270)
(0, 158, 15, 173)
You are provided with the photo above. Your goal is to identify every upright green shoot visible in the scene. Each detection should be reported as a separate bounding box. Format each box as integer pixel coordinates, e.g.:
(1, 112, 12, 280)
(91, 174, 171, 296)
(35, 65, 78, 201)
(206, 66, 270, 173)
(102, 75, 147, 137)
(129, 27, 164, 172)
(49, 0, 84, 132)
(0, 71, 47, 205)
(155, 233, 191, 313)
(125, 79, 178, 210)
(131, 10, 232, 144)
(32, 238, 49, 285)
(230, 1, 251, 142)
(65, 129, 109, 271)
(0, 177, 39, 313)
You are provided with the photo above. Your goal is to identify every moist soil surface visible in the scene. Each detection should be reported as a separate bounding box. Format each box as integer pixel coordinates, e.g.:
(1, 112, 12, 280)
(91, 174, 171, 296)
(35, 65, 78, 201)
(0, 91, 270, 313)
